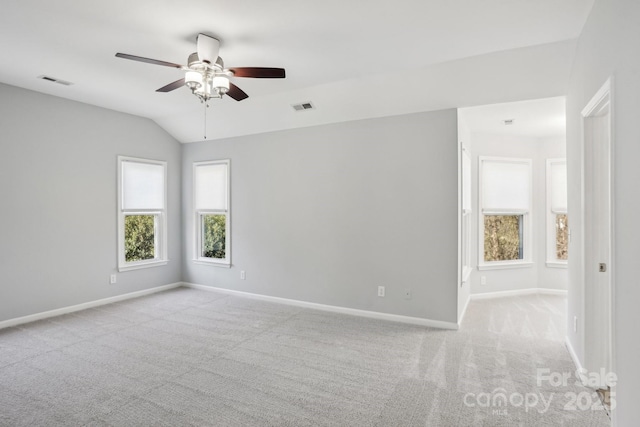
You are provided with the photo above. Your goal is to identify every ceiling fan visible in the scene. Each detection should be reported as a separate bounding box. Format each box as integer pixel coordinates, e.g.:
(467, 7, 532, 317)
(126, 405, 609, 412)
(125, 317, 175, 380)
(116, 33, 285, 103)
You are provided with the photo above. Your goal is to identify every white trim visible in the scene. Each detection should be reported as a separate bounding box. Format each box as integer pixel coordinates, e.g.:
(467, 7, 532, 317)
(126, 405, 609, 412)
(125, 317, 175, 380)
(546, 261, 568, 269)
(192, 260, 232, 268)
(0, 282, 182, 330)
(581, 78, 612, 117)
(565, 337, 584, 375)
(193, 159, 231, 266)
(118, 259, 169, 272)
(546, 158, 568, 265)
(462, 266, 472, 283)
(183, 282, 459, 330)
(458, 139, 462, 292)
(471, 288, 567, 300)
(458, 293, 471, 325)
(478, 156, 533, 268)
(537, 288, 568, 296)
(482, 209, 529, 215)
(580, 77, 615, 402)
(477, 261, 533, 271)
(546, 158, 568, 212)
(3, 281, 567, 341)
(117, 156, 168, 272)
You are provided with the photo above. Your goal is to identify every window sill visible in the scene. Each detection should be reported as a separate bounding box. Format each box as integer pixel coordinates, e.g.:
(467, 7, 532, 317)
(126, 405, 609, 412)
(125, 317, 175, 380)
(118, 259, 168, 272)
(193, 259, 231, 268)
(546, 261, 568, 269)
(478, 261, 533, 271)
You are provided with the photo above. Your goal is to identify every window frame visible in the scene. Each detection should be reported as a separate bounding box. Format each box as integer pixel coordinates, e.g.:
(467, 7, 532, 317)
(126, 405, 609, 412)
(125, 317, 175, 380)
(478, 156, 533, 270)
(117, 156, 168, 272)
(193, 159, 231, 267)
(546, 158, 568, 268)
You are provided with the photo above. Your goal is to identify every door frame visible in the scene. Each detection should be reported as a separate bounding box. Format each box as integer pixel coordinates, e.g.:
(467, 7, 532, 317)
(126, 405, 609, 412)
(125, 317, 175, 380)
(580, 77, 615, 391)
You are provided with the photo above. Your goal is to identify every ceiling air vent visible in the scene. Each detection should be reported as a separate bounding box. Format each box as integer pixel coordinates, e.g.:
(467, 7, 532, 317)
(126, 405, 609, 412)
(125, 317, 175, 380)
(37, 75, 73, 86)
(292, 102, 314, 112)
(503, 119, 514, 125)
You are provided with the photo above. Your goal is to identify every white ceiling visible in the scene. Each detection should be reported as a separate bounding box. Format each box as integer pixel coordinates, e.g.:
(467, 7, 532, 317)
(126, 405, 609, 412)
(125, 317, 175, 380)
(0, 0, 593, 143)
(459, 97, 566, 138)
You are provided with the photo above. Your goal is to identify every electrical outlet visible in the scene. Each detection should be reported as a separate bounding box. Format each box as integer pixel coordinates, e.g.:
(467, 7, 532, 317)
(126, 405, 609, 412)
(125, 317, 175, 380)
(480, 276, 487, 285)
(573, 316, 578, 333)
(110, 274, 117, 284)
(404, 289, 412, 300)
(378, 286, 385, 297)
(240, 270, 246, 280)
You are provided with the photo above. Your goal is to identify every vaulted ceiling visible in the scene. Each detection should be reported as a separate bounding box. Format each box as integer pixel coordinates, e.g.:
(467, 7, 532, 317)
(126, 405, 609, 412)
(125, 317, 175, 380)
(0, 0, 594, 142)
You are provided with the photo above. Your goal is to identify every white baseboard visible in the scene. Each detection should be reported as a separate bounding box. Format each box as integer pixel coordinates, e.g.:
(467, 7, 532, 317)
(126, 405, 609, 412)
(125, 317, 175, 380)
(183, 282, 459, 330)
(1, 282, 567, 332)
(538, 288, 568, 296)
(458, 294, 471, 326)
(471, 288, 567, 300)
(0, 282, 182, 330)
(564, 337, 584, 374)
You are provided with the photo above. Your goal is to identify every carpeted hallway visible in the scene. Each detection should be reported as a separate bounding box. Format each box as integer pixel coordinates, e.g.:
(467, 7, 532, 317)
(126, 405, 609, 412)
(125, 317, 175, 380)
(0, 288, 610, 426)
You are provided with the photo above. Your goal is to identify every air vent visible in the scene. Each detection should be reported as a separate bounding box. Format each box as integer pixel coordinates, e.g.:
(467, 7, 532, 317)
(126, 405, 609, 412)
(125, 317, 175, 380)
(503, 119, 514, 125)
(37, 75, 73, 86)
(292, 102, 314, 112)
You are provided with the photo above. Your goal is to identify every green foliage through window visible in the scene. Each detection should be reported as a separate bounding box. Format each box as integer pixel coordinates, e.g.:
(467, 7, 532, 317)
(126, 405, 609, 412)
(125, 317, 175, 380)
(556, 214, 569, 260)
(484, 215, 523, 262)
(202, 214, 226, 259)
(125, 215, 156, 262)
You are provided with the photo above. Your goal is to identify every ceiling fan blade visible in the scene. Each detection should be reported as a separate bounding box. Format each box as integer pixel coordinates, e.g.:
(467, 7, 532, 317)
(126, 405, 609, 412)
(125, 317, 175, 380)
(156, 78, 185, 93)
(229, 67, 286, 78)
(226, 83, 249, 101)
(115, 53, 183, 69)
(196, 34, 220, 64)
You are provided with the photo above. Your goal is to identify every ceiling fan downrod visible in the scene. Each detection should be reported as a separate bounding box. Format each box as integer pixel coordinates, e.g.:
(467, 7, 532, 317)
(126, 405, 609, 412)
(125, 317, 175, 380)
(203, 101, 207, 140)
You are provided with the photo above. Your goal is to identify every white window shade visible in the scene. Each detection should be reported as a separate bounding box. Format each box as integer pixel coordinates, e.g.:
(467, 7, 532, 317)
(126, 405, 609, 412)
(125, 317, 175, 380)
(462, 149, 472, 212)
(122, 161, 165, 210)
(482, 160, 530, 212)
(550, 161, 567, 213)
(195, 163, 228, 210)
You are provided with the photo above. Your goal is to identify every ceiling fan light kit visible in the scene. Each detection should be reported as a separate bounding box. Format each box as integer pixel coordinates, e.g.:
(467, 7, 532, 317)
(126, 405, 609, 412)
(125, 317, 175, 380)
(184, 55, 232, 104)
(184, 71, 202, 90)
(116, 33, 285, 105)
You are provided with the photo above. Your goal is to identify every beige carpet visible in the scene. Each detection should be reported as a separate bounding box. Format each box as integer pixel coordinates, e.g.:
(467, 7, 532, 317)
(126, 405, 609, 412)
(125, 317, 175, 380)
(0, 288, 610, 426)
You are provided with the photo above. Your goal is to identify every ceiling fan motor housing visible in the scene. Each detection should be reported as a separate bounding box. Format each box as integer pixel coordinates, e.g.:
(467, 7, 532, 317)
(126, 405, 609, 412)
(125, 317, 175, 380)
(188, 53, 224, 70)
(196, 33, 220, 65)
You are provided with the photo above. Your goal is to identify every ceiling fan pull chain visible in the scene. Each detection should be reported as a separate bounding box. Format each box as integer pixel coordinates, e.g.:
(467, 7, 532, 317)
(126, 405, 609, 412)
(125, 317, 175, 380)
(203, 102, 207, 140)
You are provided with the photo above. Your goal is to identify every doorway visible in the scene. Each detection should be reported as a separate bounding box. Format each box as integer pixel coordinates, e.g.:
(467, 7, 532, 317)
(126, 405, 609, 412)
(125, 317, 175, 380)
(582, 78, 614, 390)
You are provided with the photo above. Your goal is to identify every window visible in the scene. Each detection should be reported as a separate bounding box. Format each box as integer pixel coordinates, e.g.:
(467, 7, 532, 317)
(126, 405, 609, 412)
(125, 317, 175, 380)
(193, 160, 230, 266)
(555, 214, 569, 260)
(117, 156, 168, 271)
(546, 159, 568, 266)
(484, 214, 523, 261)
(479, 157, 532, 269)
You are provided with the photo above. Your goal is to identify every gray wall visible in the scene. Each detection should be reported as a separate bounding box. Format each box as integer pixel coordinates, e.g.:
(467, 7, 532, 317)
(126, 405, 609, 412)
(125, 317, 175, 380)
(0, 83, 182, 322)
(182, 110, 459, 323)
(566, 0, 640, 424)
